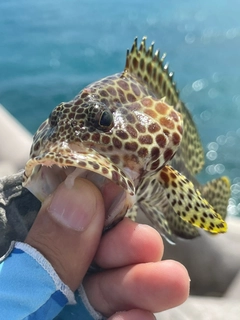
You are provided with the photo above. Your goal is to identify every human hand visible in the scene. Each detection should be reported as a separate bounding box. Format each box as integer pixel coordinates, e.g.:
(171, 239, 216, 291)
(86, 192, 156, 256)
(25, 178, 189, 319)
(25, 177, 105, 292)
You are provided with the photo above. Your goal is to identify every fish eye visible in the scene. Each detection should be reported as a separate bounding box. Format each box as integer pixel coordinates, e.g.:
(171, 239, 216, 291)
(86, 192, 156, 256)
(89, 103, 114, 132)
(99, 110, 113, 128)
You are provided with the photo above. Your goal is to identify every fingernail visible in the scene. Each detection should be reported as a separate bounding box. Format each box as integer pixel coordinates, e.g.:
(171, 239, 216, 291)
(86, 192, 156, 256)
(47, 179, 97, 231)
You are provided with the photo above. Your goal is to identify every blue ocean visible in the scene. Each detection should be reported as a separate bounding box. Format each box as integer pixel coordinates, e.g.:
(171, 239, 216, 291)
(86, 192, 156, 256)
(1, 0, 240, 216)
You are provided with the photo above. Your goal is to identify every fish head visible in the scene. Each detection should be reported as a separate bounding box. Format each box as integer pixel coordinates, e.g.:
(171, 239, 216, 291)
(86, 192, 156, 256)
(23, 84, 183, 229)
(23, 41, 183, 230)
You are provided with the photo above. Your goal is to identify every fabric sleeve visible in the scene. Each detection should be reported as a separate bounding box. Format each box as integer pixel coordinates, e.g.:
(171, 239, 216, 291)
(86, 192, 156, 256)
(0, 242, 104, 320)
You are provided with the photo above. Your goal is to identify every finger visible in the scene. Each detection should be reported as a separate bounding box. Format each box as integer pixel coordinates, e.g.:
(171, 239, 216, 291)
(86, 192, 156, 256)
(25, 178, 105, 291)
(94, 218, 164, 268)
(84, 260, 190, 317)
(108, 309, 156, 320)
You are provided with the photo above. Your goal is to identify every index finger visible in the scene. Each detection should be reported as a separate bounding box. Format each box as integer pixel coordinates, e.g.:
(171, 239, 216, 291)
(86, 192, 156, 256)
(94, 218, 164, 269)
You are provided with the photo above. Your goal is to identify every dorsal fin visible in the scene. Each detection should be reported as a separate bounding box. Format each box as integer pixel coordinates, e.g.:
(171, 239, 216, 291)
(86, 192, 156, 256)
(124, 37, 204, 175)
(125, 37, 179, 106)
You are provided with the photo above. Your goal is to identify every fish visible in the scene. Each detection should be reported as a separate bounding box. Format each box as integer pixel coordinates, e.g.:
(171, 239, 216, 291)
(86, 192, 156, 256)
(23, 37, 230, 243)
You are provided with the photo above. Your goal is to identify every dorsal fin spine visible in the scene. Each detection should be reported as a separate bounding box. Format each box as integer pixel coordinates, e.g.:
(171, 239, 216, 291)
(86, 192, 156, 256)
(146, 42, 154, 57)
(131, 37, 137, 54)
(154, 49, 159, 60)
(125, 37, 179, 106)
(139, 37, 146, 52)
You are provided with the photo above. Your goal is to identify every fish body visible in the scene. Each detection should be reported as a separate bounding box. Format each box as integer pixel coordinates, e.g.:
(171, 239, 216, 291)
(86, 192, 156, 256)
(23, 38, 230, 242)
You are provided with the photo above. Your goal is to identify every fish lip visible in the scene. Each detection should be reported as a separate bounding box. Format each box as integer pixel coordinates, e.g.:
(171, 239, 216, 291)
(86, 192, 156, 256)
(23, 151, 136, 228)
(24, 150, 135, 194)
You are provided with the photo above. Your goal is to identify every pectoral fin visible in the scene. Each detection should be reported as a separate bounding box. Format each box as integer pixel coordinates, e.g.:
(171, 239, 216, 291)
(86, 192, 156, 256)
(158, 165, 227, 234)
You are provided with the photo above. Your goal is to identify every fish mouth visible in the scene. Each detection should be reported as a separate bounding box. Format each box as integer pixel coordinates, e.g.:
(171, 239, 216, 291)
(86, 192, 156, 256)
(23, 151, 136, 229)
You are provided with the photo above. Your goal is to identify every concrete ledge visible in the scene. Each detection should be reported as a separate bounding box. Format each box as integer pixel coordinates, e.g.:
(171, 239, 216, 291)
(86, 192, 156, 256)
(156, 296, 239, 320)
(0, 104, 32, 176)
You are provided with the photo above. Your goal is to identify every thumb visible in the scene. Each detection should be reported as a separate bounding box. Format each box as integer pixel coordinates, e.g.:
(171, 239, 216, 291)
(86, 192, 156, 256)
(25, 177, 105, 291)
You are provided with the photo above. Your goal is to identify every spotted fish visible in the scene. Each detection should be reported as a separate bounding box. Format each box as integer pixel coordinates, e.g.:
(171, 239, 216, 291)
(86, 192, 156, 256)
(23, 37, 230, 242)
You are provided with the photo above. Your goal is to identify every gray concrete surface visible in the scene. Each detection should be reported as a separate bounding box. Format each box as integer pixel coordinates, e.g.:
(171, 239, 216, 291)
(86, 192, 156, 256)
(155, 263, 240, 319)
(0, 104, 32, 177)
(155, 296, 239, 320)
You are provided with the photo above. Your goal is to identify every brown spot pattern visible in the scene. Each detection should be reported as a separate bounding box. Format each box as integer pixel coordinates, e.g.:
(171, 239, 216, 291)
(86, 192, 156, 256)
(25, 38, 193, 242)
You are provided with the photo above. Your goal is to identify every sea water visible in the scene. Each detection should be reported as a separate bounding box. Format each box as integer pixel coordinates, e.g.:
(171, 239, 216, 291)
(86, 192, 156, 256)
(1, 0, 240, 216)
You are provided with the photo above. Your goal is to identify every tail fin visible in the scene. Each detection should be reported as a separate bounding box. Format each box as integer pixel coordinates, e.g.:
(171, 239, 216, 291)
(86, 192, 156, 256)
(199, 176, 231, 220)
